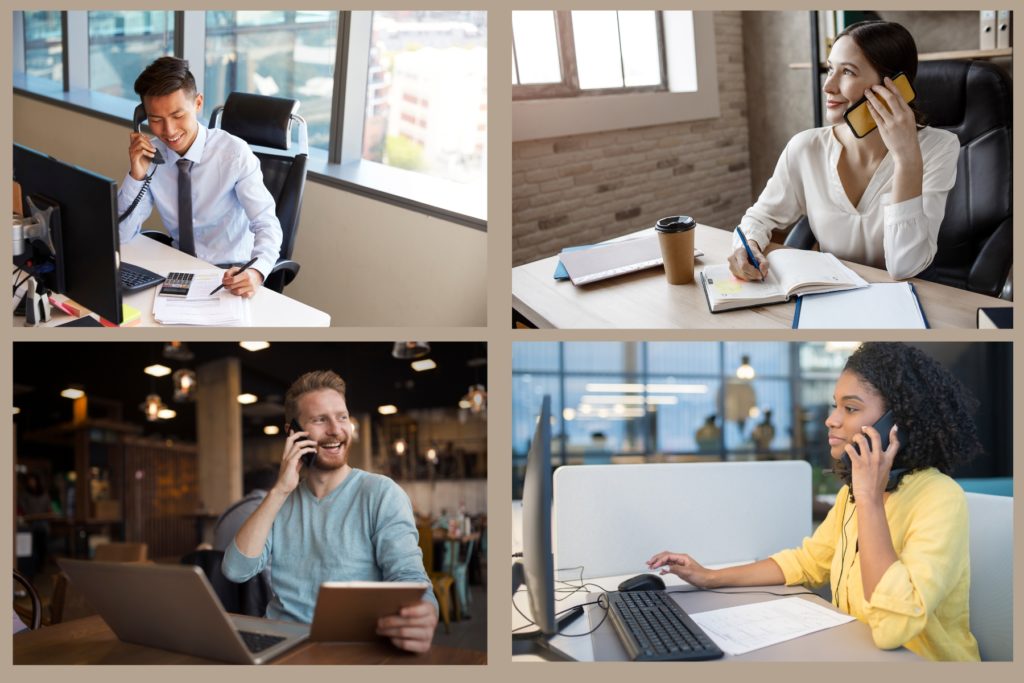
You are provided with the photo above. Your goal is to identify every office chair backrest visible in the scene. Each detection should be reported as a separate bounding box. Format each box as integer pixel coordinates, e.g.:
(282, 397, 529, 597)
(212, 92, 308, 265)
(180, 549, 270, 618)
(13, 569, 42, 630)
(963, 492, 1012, 661)
(914, 60, 1012, 298)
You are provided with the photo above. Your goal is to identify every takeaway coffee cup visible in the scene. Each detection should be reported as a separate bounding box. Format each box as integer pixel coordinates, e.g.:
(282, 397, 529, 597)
(655, 215, 696, 284)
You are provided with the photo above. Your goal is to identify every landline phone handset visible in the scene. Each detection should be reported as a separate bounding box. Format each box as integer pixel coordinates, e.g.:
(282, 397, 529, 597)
(118, 104, 165, 223)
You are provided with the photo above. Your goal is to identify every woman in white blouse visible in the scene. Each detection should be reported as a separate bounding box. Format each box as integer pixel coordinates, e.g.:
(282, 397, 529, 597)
(728, 21, 959, 281)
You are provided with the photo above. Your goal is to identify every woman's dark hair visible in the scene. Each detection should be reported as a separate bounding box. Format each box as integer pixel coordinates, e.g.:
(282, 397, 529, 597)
(841, 342, 981, 488)
(835, 20, 926, 126)
(134, 56, 197, 101)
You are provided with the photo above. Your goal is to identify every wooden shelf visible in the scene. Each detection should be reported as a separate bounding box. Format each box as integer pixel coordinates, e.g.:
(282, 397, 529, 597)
(790, 47, 1012, 69)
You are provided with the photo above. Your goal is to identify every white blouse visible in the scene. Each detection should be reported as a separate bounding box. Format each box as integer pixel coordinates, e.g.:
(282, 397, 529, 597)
(736, 126, 959, 280)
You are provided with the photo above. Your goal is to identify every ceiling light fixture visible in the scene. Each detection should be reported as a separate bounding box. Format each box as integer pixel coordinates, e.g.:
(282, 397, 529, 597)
(391, 342, 431, 360)
(144, 364, 172, 377)
(378, 405, 398, 415)
(264, 425, 281, 436)
(237, 393, 258, 405)
(61, 387, 85, 400)
(239, 341, 270, 352)
(411, 358, 436, 372)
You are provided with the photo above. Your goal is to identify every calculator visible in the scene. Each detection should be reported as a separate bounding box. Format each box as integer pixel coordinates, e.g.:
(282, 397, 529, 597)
(158, 272, 194, 297)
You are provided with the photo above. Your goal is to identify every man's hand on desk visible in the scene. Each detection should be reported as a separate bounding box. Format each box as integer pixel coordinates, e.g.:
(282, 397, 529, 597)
(376, 600, 438, 653)
(221, 267, 263, 298)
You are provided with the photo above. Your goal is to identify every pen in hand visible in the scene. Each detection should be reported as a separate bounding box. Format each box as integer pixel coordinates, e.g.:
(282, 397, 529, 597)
(209, 256, 259, 296)
(735, 227, 764, 281)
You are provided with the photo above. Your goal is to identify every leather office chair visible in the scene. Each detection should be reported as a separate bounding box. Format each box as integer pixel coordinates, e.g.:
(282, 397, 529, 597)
(145, 92, 309, 293)
(785, 60, 1012, 298)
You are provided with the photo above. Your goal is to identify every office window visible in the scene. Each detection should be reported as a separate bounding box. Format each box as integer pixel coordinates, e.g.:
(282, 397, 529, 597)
(205, 11, 339, 150)
(88, 11, 174, 97)
(512, 10, 666, 99)
(22, 12, 64, 84)
(362, 11, 487, 185)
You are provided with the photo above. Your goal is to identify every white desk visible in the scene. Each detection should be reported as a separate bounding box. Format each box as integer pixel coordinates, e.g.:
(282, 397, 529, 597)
(512, 572, 920, 661)
(17, 236, 330, 327)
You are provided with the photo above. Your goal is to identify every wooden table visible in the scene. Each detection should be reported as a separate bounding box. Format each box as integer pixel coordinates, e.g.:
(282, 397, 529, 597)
(13, 615, 486, 665)
(512, 225, 1012, 329)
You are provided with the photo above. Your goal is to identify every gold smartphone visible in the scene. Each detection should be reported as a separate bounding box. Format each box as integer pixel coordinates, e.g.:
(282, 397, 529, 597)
(843, 72, 916, 139)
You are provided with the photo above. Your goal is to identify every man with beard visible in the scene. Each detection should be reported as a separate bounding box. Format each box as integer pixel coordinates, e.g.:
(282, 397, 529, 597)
(222, 370, 438, 652)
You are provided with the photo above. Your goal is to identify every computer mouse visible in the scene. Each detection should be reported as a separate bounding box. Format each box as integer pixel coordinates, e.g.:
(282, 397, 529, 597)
(618, 573, 666, 592)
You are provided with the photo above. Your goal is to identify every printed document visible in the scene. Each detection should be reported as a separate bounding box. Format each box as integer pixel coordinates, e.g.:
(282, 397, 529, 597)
(689, 598, 855, 655)
(153, 270, 247, 325)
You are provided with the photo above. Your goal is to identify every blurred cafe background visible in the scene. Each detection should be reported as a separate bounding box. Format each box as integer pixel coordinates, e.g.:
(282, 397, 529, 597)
(512, 342, 1011, 509)
(13, 341, 487, 648)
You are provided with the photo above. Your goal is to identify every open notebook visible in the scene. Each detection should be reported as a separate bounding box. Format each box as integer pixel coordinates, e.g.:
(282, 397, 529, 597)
(699, 250, 868, 313)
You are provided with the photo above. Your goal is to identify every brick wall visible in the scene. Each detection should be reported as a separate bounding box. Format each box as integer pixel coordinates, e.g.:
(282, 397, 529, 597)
(512, 12, 753, 266)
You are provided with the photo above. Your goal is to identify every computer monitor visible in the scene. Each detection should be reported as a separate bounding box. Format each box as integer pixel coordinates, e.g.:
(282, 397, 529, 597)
(14, 144, 124, 324)
(521, 394, 556, 634)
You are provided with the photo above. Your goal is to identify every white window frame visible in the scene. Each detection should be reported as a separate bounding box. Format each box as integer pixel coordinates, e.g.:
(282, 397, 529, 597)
(512, 11, 719, 142)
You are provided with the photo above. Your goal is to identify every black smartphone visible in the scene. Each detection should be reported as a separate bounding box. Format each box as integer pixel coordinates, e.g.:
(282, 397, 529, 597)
(843, 72, 916, 139)
(289, 419, 315, 468)
(840, 409, 908, 491)
(132, 104, 165, 165)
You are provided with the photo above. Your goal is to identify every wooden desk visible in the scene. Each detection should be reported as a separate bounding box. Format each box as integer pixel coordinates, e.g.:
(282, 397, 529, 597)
(16, 236, 331, 327)
(512, 225, 1011, 329)
(13, 615, 486, 665)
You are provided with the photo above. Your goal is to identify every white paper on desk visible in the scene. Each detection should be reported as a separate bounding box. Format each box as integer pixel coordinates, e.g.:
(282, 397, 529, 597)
(184, 270, 226, 300)
(795, 282, 927, 329)
(153, 289, 247, 325)
(689, 597, 855, 655)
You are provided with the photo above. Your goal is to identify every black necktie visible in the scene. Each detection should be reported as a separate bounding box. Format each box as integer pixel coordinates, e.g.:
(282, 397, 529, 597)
(177, 159, 195, 256)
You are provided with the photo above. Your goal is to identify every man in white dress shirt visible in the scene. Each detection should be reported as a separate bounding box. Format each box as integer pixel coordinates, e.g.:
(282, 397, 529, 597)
(117, 57, 282, 298)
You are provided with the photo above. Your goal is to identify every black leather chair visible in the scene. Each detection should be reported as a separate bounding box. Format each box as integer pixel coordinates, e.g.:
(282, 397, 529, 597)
(145, 92, 308, 293)
(786, 60, 1012, 298)
(180, 549, 271, 618)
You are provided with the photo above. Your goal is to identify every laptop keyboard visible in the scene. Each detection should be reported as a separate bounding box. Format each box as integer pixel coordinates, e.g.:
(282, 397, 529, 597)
(120, 261, 165, 292)
(238, 630, 287, 654)
(608, 590, 724, 661)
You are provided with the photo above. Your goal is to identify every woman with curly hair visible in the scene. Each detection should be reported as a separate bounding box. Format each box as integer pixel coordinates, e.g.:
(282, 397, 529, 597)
(648, 342, 981, 661)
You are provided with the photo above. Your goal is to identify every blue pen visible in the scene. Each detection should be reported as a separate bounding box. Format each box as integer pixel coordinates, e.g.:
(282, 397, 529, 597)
(735, 227, 763, 281)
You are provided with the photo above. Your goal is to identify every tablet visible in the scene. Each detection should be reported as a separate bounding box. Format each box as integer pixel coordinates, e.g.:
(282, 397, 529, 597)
(309, 581, 430, 642)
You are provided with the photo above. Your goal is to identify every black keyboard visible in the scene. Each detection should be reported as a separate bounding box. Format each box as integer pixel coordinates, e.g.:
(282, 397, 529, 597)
(120, 261, 165, 292)
(608, 590, 724, 661)
(238, 630, 286, 654)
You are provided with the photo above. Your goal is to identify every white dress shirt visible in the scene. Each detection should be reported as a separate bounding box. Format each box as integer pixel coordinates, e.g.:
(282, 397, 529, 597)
(117, 123, 283, 280)
(736, 126, 959, 280)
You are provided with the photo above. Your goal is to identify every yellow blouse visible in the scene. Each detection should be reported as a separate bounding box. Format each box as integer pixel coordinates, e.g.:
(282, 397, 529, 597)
(771, 468, 979, 661)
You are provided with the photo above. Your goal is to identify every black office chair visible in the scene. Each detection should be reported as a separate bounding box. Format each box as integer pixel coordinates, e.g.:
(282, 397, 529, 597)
(145, 92, 308, 293)
(180, 549, 271, 618)
(785, 60, 1012, 299)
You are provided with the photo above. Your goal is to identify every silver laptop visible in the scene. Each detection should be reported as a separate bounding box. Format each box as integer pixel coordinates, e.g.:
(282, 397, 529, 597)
(59, 558, 308, 664)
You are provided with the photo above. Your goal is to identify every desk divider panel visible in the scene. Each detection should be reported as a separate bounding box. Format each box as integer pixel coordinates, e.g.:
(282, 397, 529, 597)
(553, 461, 812, 579)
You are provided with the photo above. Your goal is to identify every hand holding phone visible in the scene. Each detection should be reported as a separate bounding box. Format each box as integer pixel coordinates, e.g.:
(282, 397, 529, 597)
(289, 419, 316, 468)
(844, 72, 916, 139)
(841, 409, 908, 493)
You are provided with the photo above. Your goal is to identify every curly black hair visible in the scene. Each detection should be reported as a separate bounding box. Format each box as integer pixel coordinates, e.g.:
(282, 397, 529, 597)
(834, 343, 982, 490)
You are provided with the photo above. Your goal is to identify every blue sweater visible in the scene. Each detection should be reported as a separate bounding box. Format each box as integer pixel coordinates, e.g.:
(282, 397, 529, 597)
(222, 469, 436, 623)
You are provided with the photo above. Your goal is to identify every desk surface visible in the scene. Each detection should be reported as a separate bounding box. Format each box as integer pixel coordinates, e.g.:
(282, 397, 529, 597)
(13, 615, 486, 665)
(512, 225, 1011, 329)
(513, 572, 919, 662)
(18, 236, 330, 327)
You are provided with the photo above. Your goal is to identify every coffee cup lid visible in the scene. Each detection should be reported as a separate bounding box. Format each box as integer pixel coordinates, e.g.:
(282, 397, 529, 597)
(655, 216, 696, 233)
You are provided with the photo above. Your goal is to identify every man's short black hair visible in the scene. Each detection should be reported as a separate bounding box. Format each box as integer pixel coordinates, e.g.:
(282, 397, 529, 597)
(134, 56, 197, 100)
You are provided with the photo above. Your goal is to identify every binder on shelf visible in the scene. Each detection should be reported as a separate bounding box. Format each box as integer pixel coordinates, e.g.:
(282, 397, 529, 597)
(997, 10, 1012, 49)
(980, 11, 998, 50)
